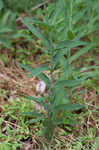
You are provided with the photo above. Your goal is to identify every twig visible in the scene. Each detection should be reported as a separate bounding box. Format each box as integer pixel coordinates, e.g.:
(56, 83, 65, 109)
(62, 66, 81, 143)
(16, 1, 50, 23)
(0, 72, 23, 87)
(31, 0, 50, 12)
(0, 73, 9, 81)
(85, 102, 97, 108)
(3, 119, 22, 129)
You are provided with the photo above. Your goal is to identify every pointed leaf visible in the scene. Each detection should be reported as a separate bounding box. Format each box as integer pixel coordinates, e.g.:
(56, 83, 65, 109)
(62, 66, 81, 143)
(55, 79, 82, 89)
(18, 63, 49, 77)
(22, 95, 49, 111)
(69, 44, 93, 63)
(55, 40, 87, 50)
(54, 103, 85, 111)
(29, 117, 44, 123)
(21, 18, 50, 49)
(22, 17, 53, 29)
(21, 112, 43, 117)
(22, 95, 47, 103)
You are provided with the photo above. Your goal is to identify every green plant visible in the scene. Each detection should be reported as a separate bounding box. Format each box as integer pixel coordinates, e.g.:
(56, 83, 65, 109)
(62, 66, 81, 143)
(18, 0, 99, 146)
(0, 10, 17, 48)
(1, 0, 43, 13)
(0, 0, 44, 48)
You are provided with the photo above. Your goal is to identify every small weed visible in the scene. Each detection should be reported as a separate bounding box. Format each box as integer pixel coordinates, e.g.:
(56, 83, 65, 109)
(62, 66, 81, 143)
(19, 0, 99, 147)
(0, 0, 99, 149)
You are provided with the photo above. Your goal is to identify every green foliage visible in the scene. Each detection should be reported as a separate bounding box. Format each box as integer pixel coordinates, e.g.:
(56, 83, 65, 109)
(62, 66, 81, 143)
(19, 63, 49, 77)
(0, 0, 43, 48)
(18, 0, 99, 144)
(0, 0, 98, 149)
(0, 96, 34, 150)
(0, 0, 43, 13)
(0, 10, 17, 48)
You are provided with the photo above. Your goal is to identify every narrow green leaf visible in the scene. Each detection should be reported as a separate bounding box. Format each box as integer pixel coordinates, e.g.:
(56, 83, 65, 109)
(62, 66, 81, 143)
(21, 112, 43, 117)
(50, 0, 63, 25)
(54, 103, 85, 111)
(29, 117, 44, 123)
(21, 18, 50, 49)
(18, 63, 49, 77)
(69, 44, 93, 63)
(55, 79, 82, 89)
(22, 95, 46, 102)
(27, 71, 50, 87)
(22, 17, 53, 29)
(55, 40, 86, 50)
